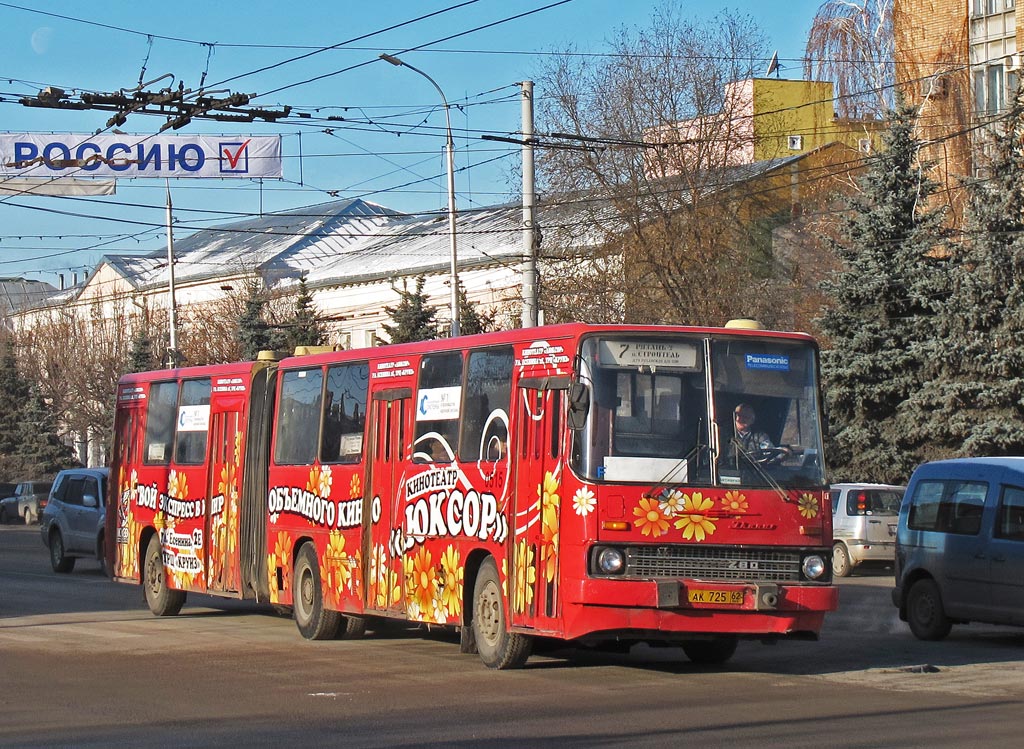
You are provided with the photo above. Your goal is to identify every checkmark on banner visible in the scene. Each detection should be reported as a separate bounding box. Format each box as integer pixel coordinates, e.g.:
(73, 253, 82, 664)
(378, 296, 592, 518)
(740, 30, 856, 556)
(219, 139, 252, 173)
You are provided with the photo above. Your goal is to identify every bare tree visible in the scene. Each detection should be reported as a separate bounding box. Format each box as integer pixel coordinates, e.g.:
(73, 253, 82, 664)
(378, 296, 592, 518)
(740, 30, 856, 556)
(804, 0, 894, 118)
(13, 298, 139, 464)
(534, 4, 796, 327)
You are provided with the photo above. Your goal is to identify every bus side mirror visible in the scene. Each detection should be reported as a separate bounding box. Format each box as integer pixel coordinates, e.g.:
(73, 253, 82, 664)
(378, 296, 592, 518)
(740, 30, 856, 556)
(567, 382, 590, 431)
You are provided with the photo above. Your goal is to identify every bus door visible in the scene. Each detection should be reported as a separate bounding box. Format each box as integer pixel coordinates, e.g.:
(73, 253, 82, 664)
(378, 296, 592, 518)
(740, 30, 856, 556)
(364, 387, 411, 615)
(110, 402, 142, 578)
(206, 404, 243, 594)
(512, 378, 568, 631)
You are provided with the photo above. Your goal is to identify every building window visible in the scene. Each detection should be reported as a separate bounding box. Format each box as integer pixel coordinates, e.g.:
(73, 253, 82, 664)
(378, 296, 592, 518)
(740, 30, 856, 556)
(974, 65, 1012, 115)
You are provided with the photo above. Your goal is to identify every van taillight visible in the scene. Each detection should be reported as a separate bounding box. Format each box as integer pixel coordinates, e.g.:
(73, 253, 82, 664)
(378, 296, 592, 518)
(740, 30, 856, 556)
(855, 491, 867, 513)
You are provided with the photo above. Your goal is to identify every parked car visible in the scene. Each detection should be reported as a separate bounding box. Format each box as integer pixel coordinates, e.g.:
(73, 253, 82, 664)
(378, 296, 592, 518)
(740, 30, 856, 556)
(39, 468, 109, 574)
(892, 457, 1024, 640)
(0, 480, 54, 524)
(0, 494, 20, 523)
(830, 483, 904, 577)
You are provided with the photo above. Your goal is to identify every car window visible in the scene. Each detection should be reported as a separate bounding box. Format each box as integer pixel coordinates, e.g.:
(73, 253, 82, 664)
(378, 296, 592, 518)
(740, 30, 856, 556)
(63, 477, 86, 507)
(908, 479, 987, 535)
(846, 489, 903, 516)
(51, 476, 68, 502)
(996, 485, 1024, 541)
(82, 477, 100, 506)
(830, 490, 841, 514)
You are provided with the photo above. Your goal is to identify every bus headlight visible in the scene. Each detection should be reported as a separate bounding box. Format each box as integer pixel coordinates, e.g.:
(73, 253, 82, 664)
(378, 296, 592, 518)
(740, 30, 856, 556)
(802, 554, 826, 580)
(595, 547, 625, 575)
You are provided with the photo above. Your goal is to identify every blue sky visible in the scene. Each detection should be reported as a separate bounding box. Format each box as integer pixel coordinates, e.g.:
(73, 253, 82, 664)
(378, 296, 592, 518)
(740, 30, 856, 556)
(0, 0, 825, 286)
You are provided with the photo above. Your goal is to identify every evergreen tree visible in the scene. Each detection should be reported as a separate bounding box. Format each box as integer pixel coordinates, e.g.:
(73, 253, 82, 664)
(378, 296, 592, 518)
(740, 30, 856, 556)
(236, 281, 285, 360)
(16, 388, 79, 477)
(817, 97, 949, 483)
(381, 276, 439, 344)
(452, 280, 494, 336)
(0, 339, 30, 479)
(283, 277, 327, 350)
(904, 88, 1024, 458)
(128, 330, 158, 373)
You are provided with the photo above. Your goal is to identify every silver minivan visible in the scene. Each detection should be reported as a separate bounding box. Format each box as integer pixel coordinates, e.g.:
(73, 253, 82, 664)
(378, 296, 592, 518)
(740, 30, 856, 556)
(892, 457, 1024, 640)
(830, 483, 904, 576)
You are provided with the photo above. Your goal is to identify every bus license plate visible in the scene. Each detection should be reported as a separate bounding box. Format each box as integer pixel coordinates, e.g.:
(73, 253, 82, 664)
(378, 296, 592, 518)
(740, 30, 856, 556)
(687, 588, 743, 605)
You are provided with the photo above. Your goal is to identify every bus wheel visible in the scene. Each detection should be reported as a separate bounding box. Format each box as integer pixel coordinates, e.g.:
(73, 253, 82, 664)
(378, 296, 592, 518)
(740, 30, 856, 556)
(907, 578, 952, 641)
(681, 637, 738, 665)
(294, 543, 341, 640)
(337, 615, 367, 640)
(472, 558, 532, 669)
(144, 535, 185, 616)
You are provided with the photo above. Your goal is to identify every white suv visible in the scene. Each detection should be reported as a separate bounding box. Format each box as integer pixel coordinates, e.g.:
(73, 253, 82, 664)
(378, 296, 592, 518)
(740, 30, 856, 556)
(830, 483, 904, 577)
(39, 468, 109, 574)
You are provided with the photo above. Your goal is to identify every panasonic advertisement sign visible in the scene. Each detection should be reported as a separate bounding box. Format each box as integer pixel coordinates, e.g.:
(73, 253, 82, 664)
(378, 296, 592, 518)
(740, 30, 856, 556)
(0, 134, 283, 179)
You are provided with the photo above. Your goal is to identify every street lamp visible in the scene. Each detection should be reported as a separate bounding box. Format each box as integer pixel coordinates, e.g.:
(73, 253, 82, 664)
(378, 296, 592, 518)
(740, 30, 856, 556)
(380, 53, 459, 337)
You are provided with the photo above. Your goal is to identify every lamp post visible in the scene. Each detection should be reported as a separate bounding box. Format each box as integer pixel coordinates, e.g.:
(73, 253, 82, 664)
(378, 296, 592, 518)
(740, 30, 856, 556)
(380, 53, 460, 337)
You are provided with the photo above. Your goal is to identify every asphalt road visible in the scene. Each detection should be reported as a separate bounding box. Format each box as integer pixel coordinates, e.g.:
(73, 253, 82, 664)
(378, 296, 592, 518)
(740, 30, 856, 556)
(3, 522, 1024, 748)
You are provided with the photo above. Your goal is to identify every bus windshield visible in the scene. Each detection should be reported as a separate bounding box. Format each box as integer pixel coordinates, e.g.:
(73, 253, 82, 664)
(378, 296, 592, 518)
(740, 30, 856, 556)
(570, 335, 826, 489)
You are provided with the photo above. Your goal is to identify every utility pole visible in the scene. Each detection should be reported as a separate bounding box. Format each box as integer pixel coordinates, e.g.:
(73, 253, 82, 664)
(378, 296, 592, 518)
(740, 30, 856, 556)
(520, 80, 538, 328)
(165, 180, 179, 368)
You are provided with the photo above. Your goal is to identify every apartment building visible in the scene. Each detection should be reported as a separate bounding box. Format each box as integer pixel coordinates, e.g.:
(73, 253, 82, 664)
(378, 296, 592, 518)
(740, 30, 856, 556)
(896, 0, 1020, 219)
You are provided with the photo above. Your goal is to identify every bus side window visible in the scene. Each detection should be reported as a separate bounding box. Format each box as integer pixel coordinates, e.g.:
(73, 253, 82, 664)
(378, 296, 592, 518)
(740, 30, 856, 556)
(321, 362, 369, 464)
(415, 352, 463, 462)
(174, 378, 211, 465)
(459, 347, 513, 462)
(144, 381, 179, 465)
(275, 368, 324, 465)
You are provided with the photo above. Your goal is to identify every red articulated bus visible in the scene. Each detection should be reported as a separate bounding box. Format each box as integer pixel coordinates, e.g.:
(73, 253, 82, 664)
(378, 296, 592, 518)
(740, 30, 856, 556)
(107, 322, 837, 668)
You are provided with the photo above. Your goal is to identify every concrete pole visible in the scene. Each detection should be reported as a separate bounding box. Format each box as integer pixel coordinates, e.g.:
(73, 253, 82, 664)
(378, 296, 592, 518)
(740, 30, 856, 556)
(520, 80, 538, 328)
(165, 180, 179, 368)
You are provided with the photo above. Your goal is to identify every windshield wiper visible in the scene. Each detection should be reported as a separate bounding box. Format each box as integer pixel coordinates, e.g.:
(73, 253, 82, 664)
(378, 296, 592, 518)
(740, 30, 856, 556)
(727, 438, 792, 504)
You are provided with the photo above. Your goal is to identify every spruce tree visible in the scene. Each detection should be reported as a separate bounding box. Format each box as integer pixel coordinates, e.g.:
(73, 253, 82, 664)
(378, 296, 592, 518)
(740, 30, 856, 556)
(0, 339, 30, 479)
(283, 277, 327, 350)
(905, 87, 1024, 458)
(128, 330, 158, 373)
(17, 388, 79, 477)
(236, 281, 284, 360)
(817, 97, 949, 483)
(381, 276, 439, 344)
(453, 280, 494, 336)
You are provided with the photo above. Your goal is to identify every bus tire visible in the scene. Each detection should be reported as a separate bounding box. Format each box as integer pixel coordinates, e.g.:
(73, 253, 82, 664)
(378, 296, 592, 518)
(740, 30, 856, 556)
(681, 637, 739, 665)
(49, 530, 75, 573)
(472, 558, 532, 669)
(294, 543, 341, 640)
(337, 615, 367, 640)
(144, 535, 185, 616)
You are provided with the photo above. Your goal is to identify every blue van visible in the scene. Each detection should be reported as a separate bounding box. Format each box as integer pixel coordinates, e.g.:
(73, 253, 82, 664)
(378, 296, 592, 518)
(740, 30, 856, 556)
(892, 457, 1024, 640)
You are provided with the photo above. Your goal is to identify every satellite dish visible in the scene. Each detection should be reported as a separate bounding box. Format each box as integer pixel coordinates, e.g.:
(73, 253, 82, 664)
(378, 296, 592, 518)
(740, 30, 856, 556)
(766, 51, 780, 78)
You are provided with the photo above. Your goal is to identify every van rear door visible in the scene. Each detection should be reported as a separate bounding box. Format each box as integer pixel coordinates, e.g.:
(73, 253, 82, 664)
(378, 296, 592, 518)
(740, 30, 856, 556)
(859, 488, 902, 546)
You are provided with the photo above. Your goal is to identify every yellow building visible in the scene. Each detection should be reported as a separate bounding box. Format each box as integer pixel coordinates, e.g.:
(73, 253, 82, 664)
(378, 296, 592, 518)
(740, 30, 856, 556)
(644, 77, 884, 179)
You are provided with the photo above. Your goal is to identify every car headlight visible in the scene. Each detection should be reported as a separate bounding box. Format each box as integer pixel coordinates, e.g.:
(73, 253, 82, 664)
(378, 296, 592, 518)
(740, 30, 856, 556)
(802, 554, 826, 580)
(595, 547, 625, 575)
